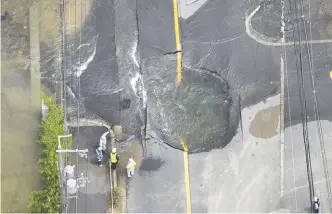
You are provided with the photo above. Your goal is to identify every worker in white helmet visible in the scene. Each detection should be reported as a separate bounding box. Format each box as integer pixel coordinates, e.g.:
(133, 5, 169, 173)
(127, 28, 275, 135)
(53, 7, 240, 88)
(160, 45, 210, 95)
(110, 148, 119, 171)
(313, 196, 320, 213)
(96, 146, 103, 167)
(126, 158, 136, 178)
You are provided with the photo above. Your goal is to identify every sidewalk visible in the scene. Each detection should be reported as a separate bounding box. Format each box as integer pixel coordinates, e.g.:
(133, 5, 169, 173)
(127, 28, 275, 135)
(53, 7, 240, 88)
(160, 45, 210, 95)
(69, 126, 110, 213)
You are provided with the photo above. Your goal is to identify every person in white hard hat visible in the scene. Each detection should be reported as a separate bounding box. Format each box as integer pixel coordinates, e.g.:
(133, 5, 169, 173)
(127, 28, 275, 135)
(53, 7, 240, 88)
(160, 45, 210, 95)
(313, 196, 320, 213)
(96, 146, 103, 167)
(110, 147, 119, 171)
(126, 158, 136, 178)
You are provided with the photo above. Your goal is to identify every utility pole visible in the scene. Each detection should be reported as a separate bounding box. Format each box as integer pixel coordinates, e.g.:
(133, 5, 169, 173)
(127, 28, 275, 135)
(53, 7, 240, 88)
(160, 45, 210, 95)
(57, 134, 89, 213)
(57, 134, 72, 213)
(58, 0, 67, 211)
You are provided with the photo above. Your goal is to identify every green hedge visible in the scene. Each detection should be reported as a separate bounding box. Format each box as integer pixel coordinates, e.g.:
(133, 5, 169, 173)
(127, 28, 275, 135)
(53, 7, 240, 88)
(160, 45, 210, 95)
(27, 94, 71, 213)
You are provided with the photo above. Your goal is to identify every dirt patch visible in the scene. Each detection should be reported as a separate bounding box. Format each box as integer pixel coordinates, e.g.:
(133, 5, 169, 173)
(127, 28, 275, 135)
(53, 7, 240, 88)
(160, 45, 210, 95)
(2, 0, 93, 45)
(1, 0, 30, 26)
(1, 73, 42, 213)
(1, 11, 29, 58)
(65, 0, 93, 34)
(37, 0, 93, 43)
(1, 1, 42, 212)
(38, 0, 61, 44)
(249, 105, 280, 139)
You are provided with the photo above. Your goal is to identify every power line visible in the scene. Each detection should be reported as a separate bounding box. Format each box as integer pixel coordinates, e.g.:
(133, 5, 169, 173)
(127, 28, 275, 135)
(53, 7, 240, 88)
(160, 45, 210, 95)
(298, 0, 332, 211)
(289, 0, 315, 210)
(83, 0, 89, 212)
(73, 0, 79, 212)
(59, 0, 68, 212)
(59, 0, 89, 213)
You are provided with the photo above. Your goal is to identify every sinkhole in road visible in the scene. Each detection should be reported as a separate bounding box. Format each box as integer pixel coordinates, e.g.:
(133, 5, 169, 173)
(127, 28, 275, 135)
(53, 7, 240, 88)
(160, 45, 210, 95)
(140, 157, 165, 171)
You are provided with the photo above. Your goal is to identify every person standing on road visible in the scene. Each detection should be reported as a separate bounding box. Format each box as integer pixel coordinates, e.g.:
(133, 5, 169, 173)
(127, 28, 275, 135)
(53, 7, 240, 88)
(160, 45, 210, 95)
(96, 146, 103, 167)
(313, 197, 320, 213)
(110, 148, 119, 170)
(126, 158, 136, 178)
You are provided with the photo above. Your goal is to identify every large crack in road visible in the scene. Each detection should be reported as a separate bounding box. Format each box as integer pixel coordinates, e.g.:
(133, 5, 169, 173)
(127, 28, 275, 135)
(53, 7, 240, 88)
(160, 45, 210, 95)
(43, 0, 332, 212)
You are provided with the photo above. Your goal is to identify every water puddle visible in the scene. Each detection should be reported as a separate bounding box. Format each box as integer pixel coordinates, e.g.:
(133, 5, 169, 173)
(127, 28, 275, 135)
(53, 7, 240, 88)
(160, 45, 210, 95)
(249, 105, 280, 139)
(140, 158, 164, 171)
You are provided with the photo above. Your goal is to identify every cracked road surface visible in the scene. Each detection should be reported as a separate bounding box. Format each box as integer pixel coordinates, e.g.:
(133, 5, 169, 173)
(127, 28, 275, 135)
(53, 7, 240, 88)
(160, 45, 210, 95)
(128, 0, 282, 212)
(128, 0, 332, 212)
(56, 0, 332, 212)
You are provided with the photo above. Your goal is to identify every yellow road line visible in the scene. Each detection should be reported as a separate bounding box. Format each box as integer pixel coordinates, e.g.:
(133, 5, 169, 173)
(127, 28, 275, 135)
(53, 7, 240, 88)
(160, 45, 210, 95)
(172, 0, 182, 84)
(176, 52, 182, 84)
(179, 138, 192, 214)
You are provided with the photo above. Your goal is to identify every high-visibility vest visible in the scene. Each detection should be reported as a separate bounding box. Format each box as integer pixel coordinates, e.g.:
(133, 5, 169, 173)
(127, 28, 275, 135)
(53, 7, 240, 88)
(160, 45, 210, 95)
(110, 153, 118, 163)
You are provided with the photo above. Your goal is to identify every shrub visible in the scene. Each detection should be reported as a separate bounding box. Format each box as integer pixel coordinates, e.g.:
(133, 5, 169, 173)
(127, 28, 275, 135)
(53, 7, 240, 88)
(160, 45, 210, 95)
(27, 94, 71, 213)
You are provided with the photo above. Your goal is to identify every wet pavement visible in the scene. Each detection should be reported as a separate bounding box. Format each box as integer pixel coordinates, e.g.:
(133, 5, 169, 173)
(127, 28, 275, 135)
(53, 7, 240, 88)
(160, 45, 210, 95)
(3, 0, 331, 212)
(127, 0, 282, 212)
(64, 0, 120, 124)
(127, 129, 186, 213)
(127, 0, 332, 212)
(68, 127, 110, 213)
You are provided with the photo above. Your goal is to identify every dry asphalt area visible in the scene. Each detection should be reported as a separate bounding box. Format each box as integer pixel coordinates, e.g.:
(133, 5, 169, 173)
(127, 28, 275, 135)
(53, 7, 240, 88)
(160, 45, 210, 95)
(189, 94, 282, 213)
(283, 121, 332, 213)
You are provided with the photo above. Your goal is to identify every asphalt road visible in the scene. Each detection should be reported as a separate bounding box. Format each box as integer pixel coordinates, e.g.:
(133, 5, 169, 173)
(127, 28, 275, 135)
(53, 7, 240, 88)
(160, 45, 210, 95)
(60, 0, 332, 212)
(69, 127, 110, 213)
(64, 2, 117, 212)
(126, 129, 186, 213)
(283, 0, 332, 212)
(64, 0, 120, 124)
(128, 0, 332, 212)
(128, 0, 282, 212)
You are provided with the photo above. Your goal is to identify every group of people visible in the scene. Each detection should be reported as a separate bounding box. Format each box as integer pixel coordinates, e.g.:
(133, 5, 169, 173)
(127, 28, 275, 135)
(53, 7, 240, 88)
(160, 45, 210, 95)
(95, 134, 136, 178)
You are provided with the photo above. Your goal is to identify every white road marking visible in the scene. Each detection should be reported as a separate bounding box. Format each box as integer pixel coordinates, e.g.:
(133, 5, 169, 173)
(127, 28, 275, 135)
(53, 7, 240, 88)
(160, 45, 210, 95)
(245, 6, 332, 47)
(280, 56, 285, 199)
(280, 0, 285, 199)
(287, 178, 332, 193)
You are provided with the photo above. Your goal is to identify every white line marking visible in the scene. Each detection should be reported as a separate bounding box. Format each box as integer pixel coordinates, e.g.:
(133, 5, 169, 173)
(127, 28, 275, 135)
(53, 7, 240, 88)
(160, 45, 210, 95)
(245, 6, 332, 47)
(280, 56, 285, 198)
(287, 178, 332, 193)
(280, 0, 285, 199)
